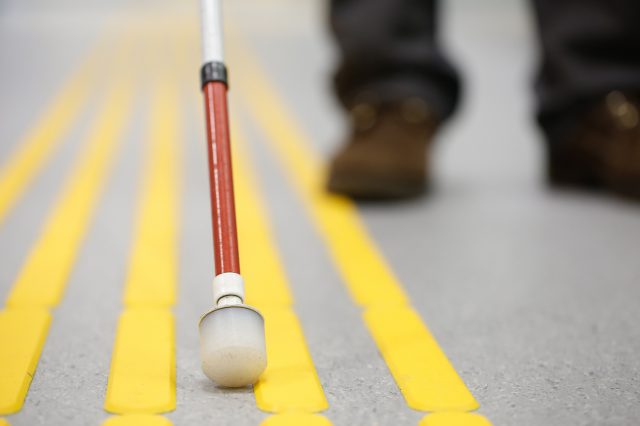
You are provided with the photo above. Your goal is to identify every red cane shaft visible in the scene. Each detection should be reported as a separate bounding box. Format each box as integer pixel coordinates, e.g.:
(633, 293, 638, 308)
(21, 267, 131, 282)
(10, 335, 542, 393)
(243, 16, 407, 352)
(203, 81, 241, 274)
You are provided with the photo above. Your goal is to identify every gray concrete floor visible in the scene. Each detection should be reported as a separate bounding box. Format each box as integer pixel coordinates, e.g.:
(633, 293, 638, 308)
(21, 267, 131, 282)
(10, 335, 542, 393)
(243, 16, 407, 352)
(1, 1, 640, 425)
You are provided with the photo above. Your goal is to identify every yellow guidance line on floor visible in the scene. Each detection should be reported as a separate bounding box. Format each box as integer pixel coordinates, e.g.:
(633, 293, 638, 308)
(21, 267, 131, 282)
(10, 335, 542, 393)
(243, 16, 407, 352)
(364, 307, 477, 411)
(231, 41, 487, 420)
(0, 310, 50, 414)
(255, 308, 328, 413)
(0, 42, 100, 226)
(104, 310, 175, 413)
(232, 127, 329, 417)
(6, 81, 135, 308)
(420, 412, 493, 426)
(0, 74, 135, 415)
(261, 412, 332, 426)
(123, 87, 180, 308)
(103, 82, 179, 418)
(102, 414, 172, 426)
(234, 131, 293, 309)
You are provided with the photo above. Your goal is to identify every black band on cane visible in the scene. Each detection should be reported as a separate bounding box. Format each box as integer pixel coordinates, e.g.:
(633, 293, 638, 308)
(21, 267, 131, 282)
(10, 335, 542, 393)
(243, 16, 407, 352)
(201, 61, 228, 88)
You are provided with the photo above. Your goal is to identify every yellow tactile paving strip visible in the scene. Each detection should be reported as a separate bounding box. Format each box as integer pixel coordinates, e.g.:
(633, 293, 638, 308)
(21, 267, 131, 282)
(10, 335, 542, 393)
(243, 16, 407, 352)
(0, 310, 51, 413)
(254, 308, 327, 413)
(420, 412, 493, 426)
(6, 81, 135, 308)
(102, 414, 173, 426)
(103, 80, 179, 423)
(365, 307, 478, 411)
(260, 412, 333, 426)
(232, 128, 330, 421)
(233, 41, 492, 424)
(0, 47, 98, 226)
(123, 83, 180, 308)
(104, 310, 175, 413)
(234, 131, 294, 309)
(0, 68, 135, 415)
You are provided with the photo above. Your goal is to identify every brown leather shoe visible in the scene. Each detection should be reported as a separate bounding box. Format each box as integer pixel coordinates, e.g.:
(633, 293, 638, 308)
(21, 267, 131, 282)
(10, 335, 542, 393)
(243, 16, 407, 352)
(327, 98, 439, 199)
(548, 91, 640, 199)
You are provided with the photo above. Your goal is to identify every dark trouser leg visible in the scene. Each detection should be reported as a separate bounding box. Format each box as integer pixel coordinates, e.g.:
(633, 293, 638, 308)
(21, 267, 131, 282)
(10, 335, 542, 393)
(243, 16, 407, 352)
(531, 0, 640, 143)
(329, 0, 461, 120)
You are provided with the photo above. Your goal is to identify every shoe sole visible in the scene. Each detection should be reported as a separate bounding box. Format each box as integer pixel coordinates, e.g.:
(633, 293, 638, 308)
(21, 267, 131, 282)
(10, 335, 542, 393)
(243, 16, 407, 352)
(327, 174, 426, 200)
(547, 146, 603, 189)
(548, 147, 640, 200)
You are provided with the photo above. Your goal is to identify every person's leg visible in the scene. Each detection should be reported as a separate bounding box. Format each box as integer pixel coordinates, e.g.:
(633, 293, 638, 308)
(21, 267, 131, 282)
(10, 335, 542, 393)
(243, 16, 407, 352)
(330, 0, 460, 119)
(532, 0, 640, 140)
(531, 0, 640, 197)
(328, 0, 460, 199)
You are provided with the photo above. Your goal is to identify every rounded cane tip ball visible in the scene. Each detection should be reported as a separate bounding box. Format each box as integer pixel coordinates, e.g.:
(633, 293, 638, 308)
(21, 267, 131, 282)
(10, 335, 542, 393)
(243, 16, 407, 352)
(201, 344, 266, 387)
(199, 305, 267, 387)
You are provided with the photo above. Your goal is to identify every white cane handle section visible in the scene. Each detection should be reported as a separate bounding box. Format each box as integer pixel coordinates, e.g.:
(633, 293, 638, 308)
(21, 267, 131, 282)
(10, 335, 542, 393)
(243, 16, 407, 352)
(200, 0, 224, 63)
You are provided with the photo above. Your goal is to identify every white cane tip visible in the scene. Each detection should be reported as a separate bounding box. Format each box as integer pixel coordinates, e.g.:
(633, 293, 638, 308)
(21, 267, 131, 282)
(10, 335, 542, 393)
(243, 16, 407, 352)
(199, 305, 267, 388)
